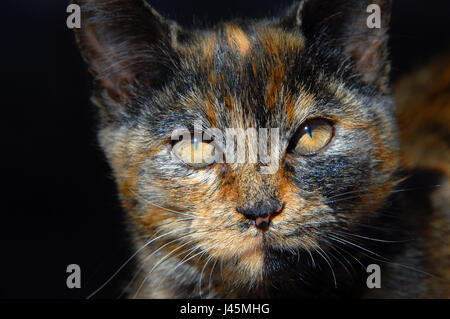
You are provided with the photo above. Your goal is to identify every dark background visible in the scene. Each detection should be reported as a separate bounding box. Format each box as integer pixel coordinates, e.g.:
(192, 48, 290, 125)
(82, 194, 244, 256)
(1, 0, 449, 298)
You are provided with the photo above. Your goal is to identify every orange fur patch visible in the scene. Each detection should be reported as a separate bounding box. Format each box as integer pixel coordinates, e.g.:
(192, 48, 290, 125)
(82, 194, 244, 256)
(226, 25, 251, 56)
(201, 34, 217, 65)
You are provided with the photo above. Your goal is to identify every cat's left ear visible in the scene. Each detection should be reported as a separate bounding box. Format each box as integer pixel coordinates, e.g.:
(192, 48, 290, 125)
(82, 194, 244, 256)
(281, 0, 392, 92)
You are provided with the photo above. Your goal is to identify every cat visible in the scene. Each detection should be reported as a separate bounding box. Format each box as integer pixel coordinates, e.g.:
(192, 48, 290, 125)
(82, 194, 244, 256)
(74, 0, 449, 298)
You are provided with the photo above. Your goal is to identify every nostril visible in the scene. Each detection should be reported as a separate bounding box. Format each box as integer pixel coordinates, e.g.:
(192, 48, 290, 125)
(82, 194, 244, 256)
(254, 216, 271, 231)
(236, 202, 285, 228)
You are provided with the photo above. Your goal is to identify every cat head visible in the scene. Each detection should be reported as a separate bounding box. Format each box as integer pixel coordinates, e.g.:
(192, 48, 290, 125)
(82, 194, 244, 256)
(75, 0, 399, 292)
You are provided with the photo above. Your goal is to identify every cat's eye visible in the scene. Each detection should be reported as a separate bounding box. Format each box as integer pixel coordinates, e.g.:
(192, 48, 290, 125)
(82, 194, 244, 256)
(172, 137, 216, 168)
(293, 118, 334, 156)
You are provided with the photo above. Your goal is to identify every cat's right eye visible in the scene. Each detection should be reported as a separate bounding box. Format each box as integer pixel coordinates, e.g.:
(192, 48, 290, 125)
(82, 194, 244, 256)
(172, 137, 216, 168)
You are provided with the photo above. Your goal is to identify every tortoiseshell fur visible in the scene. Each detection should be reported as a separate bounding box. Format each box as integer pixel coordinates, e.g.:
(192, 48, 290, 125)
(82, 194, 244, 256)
(75, 0, 449, 298)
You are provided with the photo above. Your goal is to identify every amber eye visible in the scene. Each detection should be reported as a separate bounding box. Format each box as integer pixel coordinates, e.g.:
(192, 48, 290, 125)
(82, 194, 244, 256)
(293, 118, 333, 155)
(172, 137, 216, 168)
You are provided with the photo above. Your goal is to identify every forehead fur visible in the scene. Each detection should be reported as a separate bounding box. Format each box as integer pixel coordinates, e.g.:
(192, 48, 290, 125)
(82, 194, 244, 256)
(176, 23, 306, 128)
(134, 19, 389, 143)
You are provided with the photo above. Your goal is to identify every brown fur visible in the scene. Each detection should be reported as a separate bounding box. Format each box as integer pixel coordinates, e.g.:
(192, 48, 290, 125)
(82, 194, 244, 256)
(395, 52, 450, 297)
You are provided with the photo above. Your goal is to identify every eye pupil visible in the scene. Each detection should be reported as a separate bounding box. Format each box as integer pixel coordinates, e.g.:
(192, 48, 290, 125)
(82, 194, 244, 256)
(305, 125, 313, 138)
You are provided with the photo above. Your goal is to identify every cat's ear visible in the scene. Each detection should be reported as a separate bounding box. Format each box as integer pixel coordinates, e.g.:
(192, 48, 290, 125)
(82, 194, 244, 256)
(278, 1, 306, 28)
(281, 0, 392, 91)
(74, 0, 183, 116)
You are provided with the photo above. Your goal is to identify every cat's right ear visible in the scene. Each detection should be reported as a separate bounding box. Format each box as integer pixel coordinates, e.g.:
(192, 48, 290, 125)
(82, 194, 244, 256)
(73, 0, 183, 118)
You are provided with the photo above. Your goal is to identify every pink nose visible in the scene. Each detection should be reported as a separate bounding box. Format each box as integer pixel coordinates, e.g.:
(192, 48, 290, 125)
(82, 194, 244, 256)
(254, 215, 271, 231)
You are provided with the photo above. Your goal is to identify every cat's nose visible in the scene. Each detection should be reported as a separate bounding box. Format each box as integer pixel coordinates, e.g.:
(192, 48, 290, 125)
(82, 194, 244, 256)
(236, 200, 284, 231)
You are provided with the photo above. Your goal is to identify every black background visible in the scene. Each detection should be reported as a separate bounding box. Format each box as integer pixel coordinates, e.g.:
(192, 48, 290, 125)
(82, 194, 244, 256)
(1, 0, 449, 298)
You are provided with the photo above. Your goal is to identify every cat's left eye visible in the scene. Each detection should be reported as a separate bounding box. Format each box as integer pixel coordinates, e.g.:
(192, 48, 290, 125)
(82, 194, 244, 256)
(292, 118, 334, 156)
(172, 138, 216, 168)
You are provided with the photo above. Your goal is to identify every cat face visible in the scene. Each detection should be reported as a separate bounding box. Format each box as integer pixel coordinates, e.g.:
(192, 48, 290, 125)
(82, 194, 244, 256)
(76, 0, 399, 290)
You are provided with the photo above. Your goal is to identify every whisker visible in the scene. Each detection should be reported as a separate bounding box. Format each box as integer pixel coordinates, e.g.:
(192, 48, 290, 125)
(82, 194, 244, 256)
(327, 188, 369, 199)
(389, 185, 443, 194)
(119, 232, 198, 298)
(321, 238, 354, 278)
(129, 188, 210, 219)
(313, 246, 337, 288)
(208, 258, 218, 297)
(86, 228, 182, 299)
(328, 234, 387, 260)
(198, 253, 215, 298)
(132, 234, 200, 298)
(335, 230, 410, 243)
(329, 234, 438, 279)
(332, 243, 366, 270)
(150, 243, 202, 295)
(144, 199, 209, 219)
(324, 195, 366, 205)
(149, 247, 214, 298)
(299, 241, 316, 268)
